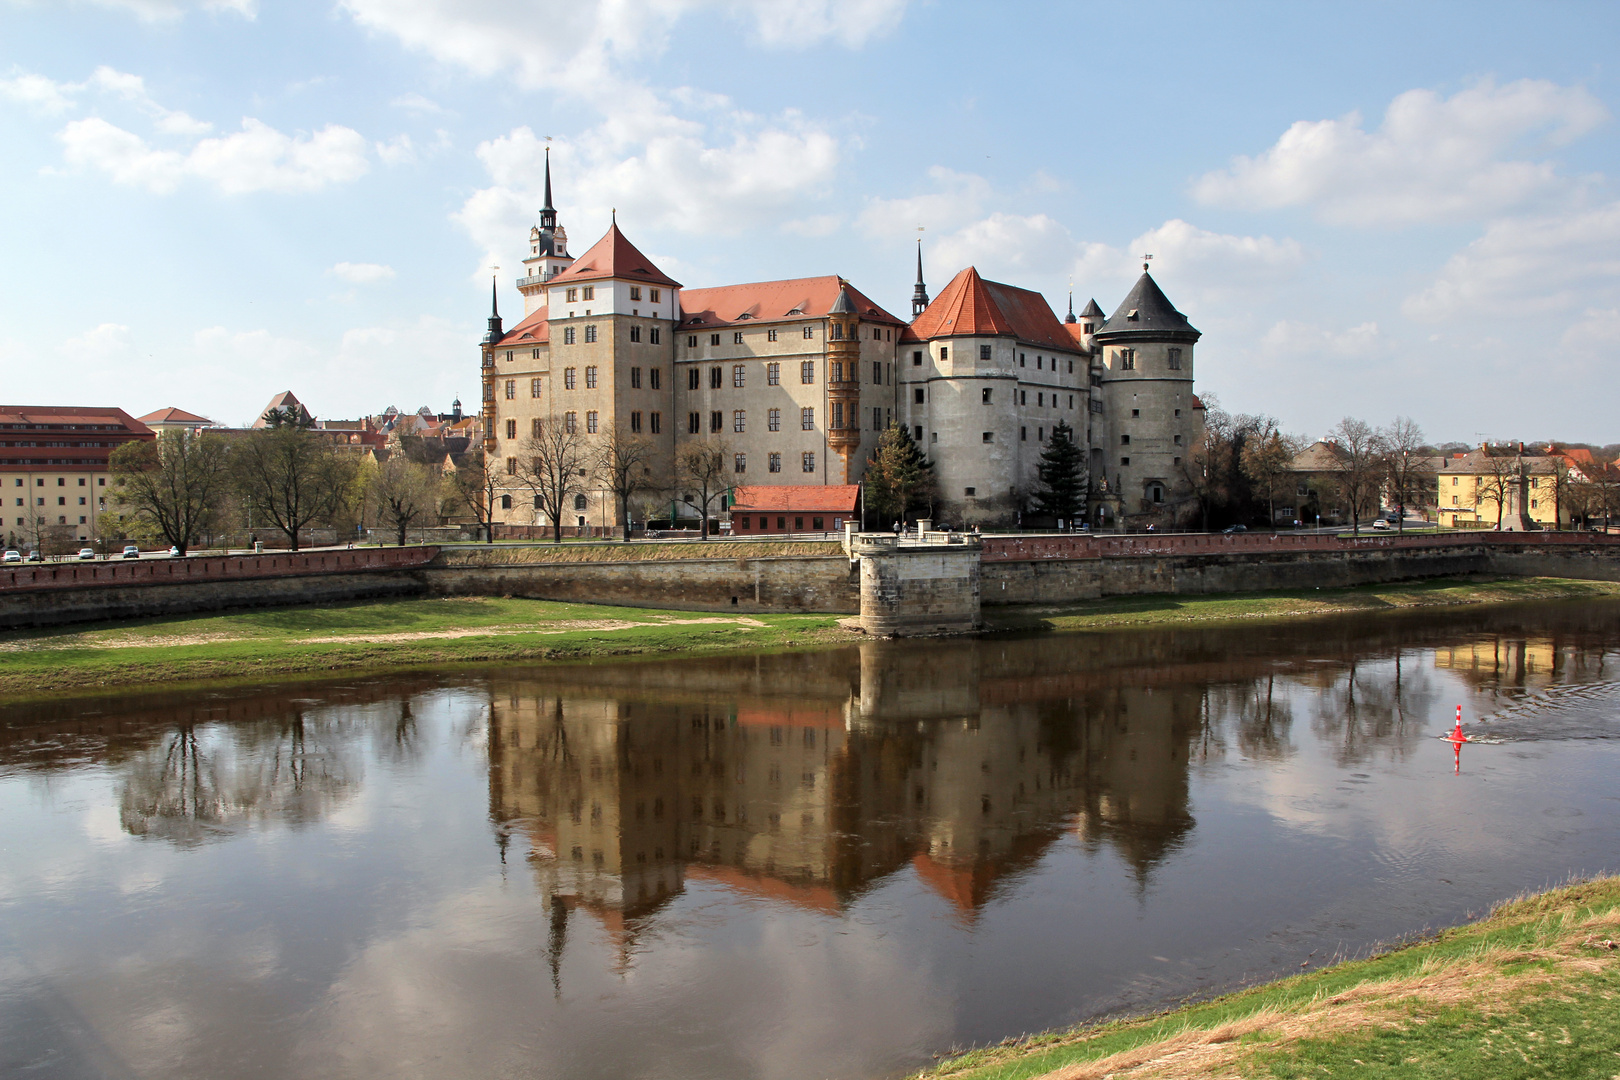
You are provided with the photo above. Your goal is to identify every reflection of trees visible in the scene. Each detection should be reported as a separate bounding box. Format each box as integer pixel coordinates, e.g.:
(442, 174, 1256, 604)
(1199, 677, 1297, 762)
(118, 713, 360, 846)
(1306, 651, 1436, 767)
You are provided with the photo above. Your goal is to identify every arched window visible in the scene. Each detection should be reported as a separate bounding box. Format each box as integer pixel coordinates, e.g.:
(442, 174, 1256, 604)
(574, 494, 588, 511)
(500, 494, 512, 509)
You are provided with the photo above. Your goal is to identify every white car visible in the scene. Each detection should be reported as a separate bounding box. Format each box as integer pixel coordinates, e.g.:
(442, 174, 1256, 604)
(1, 549, 20, 563)
(78, 547, 97, 560)
(1371, 519, 1389, 530)
(122, 545, 141, 559)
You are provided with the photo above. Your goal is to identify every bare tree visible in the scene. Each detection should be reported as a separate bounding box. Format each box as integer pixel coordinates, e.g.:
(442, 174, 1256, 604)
(368, 455, 444, 546)
(675, 439, 733, 539)
(448, 451, 502, 543)
(1326, 417, 1386, 534)
(593, 430, 660, 542)
(232, 426, 357, 551)
(1240, 429, 1302, 527)
(516, 419, 591, 544)
(1380, 417, 1429, 534)
(110, 430, 232, 556)
(1476, 451, 1519, 531)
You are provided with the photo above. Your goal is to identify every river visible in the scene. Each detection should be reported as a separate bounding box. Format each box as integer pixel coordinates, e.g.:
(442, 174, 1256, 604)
(3, 601, 1619, 1079)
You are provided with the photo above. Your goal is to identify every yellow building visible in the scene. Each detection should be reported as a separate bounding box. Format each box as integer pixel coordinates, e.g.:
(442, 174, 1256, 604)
(1436, 448, 1569, 530)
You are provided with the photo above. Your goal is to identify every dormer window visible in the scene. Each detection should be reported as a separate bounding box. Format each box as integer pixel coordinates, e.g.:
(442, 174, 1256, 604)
(1127, 309, 1139, 320)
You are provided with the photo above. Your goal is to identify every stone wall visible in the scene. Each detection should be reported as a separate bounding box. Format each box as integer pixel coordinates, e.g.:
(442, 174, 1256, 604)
(422, 552, 858, 614)
(852, 535, 982, 636)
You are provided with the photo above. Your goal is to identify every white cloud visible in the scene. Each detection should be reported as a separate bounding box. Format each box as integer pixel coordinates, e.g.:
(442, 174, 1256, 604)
(389, 92, 450, 116)
(329, 262, 397, 284)
(339, 0, 910, 90)
(858, 166, 993, 239)
(60, 323, 136, 357)
(1193, 79, 1608, 226)
(1403, 201, 1620, 322)
(375, 133, 415, 165)
(1131, 219, 1306, 288)
(0, 71, 79, 114)
(59, 116, 371, 195)
(1259, 320, 1386, 360)
(78, 0, 257, 19)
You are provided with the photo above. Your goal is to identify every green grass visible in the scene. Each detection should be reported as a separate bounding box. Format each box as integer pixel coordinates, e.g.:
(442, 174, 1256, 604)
(982, 576, 1620, 634)
(917, 877, 1620, 1080)
(0, 595, 845, 697)
(437, 540, 843, 564)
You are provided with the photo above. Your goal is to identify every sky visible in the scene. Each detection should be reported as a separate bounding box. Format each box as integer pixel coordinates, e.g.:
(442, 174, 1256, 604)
(2, 0, 1618, 442)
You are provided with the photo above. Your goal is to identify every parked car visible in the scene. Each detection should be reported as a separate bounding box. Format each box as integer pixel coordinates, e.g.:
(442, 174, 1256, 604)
(121, 545, 141, 559)
(25, 550, 41, 562)
(1, 549, 20, 563)
(168, 546, 182, 557)
(1371, 519, 1390, 530)
(1221, 524, 1248, 534)
(77, 548, 96, 560)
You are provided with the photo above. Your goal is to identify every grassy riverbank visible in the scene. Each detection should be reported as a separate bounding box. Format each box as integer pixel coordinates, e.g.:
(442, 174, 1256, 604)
(916, 876, 1620, 1080)
(1, 576, 1615, 698)
(982, 574, 1620, 633)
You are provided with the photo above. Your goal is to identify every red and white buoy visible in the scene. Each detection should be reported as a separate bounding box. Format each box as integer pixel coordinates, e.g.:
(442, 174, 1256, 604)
(1445, 704, 1469, 774)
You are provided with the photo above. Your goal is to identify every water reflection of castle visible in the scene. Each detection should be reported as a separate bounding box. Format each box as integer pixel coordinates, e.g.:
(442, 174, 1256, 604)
(488, 642, 1202, 951)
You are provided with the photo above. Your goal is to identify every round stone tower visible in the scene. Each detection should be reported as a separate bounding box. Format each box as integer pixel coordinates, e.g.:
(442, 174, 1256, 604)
(1091, 270, 1201, 528)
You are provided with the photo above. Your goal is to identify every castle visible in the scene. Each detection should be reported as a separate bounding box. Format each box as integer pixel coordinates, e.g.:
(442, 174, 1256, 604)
(479, 155, 1205, 531)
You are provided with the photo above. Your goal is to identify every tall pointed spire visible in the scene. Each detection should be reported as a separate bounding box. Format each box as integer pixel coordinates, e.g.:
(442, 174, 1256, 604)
(539, 147, 556, 229)
(911, 239, 930, 317)
(482, 273, 504, 343)
(1065, 290, 1076, 324)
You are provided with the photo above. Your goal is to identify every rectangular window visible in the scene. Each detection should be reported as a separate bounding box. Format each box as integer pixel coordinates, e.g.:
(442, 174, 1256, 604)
(913, 388, 924, 404)
(630, 286, 641, 301)
(688, 368, 700, 390)
(768, 452, 781, 473)
(981, 387, 992, 404)
(829, 322, 843, 341)
(629, 325, 642, 343)
(630, 411, 642, 433)
(733, 331, 744, 345)
(709, 366, 722, 389)
(831, 361, 843, 384)
(734, 453, 746, 473)
(688, 412, 700, 434)
(914, 425, 923, 441)
(831, 402, 843, 429)
(733, 364, 745, 388)
(649, 367, 661, 389)
(565, 411, 577, 433)
(940, 347, 948, 361)
(530, 377, 542, 398)
(505, 419, 517, 440)
(566, 287, 578, 303)
(1020, 427, 1027, 441)
(1020, 390, 1027, 405)
(1121, 456, 1130, 466)
(506, 457, 517, 475)
(801, 407, 814, 430)
(1119, 348, 1135, 370)
(873, 361, 882, 384)
(795, 517, 804, 530)
(650, 327, 660, 345)
(768, 408, 781, 431)
(504, 379, 515, 399)
(871, 407, 881, 430)
(733, 410, 745, 433)
(1132, 408, 1140, 417)
(710, 410, 723, 433)
(912, 350, 922, 366)
(801, 360, 815, 384)
(531, 418, 543, 438)
(982, 432, 993, 443)
(1174, 434, 1181, 444)
(710, 333, 721, 347)
(585, 366, 598, 388)
(982, 345, 994, 361)
(802, 452, 815, 473)
(586, 411, 599, 433)
(964, 487, 976, 497)
(1168, 347, 1182, 369)
(687, 335, 698, 348)
(1121, 434, 1131, 445)
(584, 324, 597, 344)
(563, 327, 576, 345)
(650, 412, 661, 434)
(803, 325, 813, 339)
(631, 367, 642, 388)
(582, 286, 594, 301)
(767, 361, 780, 385)
(767, 329, 778, 342)
(650, 288, 660, 303)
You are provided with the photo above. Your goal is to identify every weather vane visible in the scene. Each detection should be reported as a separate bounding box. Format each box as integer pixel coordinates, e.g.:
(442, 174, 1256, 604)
(1141, 253, 1153, 273)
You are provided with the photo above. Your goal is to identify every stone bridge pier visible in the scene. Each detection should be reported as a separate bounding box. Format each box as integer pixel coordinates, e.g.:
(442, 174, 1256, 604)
(846, 531, 983, 637)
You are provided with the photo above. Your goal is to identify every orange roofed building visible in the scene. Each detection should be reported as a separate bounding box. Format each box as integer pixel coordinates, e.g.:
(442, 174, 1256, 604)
(481, 158, 1208, 533)
(0, 405, 154, 549)
(728, 484, 859, 535)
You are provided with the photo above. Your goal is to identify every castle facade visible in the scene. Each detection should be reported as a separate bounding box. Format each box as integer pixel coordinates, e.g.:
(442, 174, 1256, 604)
(479, 158, 1205, 531)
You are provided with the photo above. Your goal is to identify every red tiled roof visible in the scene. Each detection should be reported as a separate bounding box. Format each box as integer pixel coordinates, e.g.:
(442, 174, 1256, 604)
(902, 267, 1080, 352)
(680, 277, 905, 328)
(137, 406, 213, 425)
(551, 224, 682, 288)
(1063, 322, 1087, 347)
(0, 405, 154, 471)
(730, 484, 859, 514)
(498, 305, 550, 346)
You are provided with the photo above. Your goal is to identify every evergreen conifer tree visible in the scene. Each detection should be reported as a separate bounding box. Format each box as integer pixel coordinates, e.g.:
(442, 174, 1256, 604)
(1033, 420, 1085, 521)
(864, 423, 934, 524)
